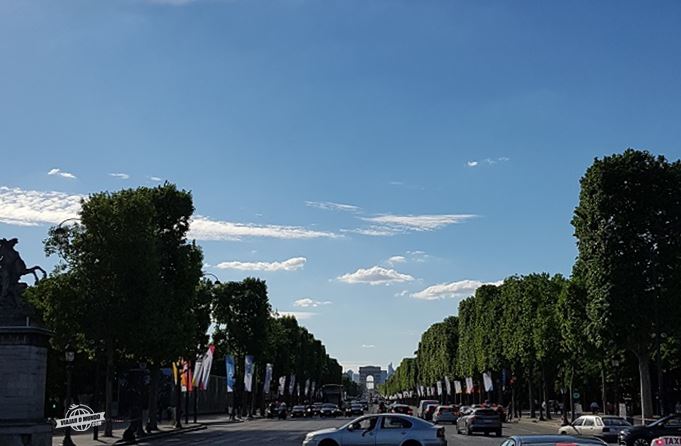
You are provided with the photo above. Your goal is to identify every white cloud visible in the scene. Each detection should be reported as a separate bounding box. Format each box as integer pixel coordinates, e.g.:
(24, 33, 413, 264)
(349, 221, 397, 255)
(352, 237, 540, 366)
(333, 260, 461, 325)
(468, 157, 510, 168)
(467, 161, 479, 167)
(109, 173, 130, 180)
(394, 290, 410, 297)
(0, 186, 338, 241)
(387, 255, 406, 265)
(341, 227, 401, 237)
(361, 344, 375, 349)
(411, 279, 503, 301)
(216, 257, 306, 272)
(189, 216, 338, 241)
(361, 214, 476, 232)
(293, 298, 332, 308)
(0, 187, 82, 226)
(149, 176, 162, 182)
(305, 201, 360, 213)
(276, 311, 316, 321)
(337, 266, 414, 286)
(48, 168, 77, 179)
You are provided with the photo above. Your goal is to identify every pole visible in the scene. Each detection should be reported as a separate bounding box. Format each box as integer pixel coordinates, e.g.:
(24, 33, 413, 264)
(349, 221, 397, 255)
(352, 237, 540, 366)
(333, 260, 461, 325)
(184, 368, 189, 425)
(62, 363, 76, 446)
(174, 362, 182, 428)
(193, 385, 198, 423)
(656, 334, 664, 416)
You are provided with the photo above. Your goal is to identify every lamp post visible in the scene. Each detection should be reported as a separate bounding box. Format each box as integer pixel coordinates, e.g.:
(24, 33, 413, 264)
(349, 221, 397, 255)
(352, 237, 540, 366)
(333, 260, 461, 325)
(62, 345, 76, 446)
(612, 359, 620, 416)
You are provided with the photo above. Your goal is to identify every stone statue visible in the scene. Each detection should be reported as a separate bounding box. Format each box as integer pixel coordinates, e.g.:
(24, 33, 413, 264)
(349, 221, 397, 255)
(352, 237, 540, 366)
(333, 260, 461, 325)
(0, 237, 47, 308)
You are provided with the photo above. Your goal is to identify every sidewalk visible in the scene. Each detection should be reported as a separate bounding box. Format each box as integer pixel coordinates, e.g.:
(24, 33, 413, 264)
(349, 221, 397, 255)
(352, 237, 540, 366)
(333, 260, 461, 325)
(50, 414, 240, 446)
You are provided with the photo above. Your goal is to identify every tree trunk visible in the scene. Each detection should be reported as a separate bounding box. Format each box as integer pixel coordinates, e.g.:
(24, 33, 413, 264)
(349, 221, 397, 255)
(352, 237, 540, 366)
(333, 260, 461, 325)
(635, 351, 654, 423)
(529, 374, 535, 418)
(147, 365, 160, 431)
(542, 362, 550, 420)
(104, 344, 114, 437)
(601, 361, 607, 415)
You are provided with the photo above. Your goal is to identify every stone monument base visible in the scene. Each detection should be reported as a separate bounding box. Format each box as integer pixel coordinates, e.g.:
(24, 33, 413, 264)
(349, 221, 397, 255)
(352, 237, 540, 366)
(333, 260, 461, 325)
(0, 326, 53, 446)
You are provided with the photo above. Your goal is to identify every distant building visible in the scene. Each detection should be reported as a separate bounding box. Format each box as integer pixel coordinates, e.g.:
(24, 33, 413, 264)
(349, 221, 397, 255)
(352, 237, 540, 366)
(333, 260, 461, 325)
(346, 370, 354, 382)
(387, 362, 395, 378)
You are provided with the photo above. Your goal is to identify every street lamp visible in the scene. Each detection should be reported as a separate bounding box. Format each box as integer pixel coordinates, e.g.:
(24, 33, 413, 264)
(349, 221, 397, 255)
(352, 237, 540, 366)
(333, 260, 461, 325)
(62, 345, 76, 446)
(202, 272, 220, 284)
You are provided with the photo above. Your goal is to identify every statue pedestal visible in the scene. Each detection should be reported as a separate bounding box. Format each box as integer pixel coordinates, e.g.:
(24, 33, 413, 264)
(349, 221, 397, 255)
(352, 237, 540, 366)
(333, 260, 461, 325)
(0, 326, 53, 446)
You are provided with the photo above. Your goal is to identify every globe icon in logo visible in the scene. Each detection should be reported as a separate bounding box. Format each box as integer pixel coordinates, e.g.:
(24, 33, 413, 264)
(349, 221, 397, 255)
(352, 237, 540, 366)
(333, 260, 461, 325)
(65, 404, 97, 432)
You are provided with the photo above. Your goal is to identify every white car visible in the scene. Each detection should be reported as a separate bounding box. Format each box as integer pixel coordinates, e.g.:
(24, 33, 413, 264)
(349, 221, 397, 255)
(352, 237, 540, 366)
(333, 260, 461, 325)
(558, 415, 631, 442)
(303, 414, 447, 446)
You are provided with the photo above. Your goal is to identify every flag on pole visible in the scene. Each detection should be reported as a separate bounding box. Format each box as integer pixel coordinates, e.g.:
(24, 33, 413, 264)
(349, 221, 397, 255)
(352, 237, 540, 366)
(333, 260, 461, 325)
(226, 355, 236, 393)
(181, 360, 192, 393)
(244, 355, 255, 392)
(296, 383, 300, 396)
(454, 380, 462, 394)
(193, 344, 215, 390)
(445, 376, 452, 395)
(263, 363, 273, 394)
(278, 376, 286, 396)
(466, 377, 474, 394)
(436, 381, 443, 396)
(304, 379, 310, 396)
(172, 361, 179, 385)
(289, 375, 296, 395)
(483, 372, 494, 392)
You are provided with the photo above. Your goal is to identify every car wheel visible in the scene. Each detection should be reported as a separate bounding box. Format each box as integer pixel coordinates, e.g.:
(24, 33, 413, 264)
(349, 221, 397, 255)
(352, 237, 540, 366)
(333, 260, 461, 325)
(318, 440, 339, 446)
(485, 431, 490, 436)
(496, 430, 502, 437)
(467, 426, 473, 436)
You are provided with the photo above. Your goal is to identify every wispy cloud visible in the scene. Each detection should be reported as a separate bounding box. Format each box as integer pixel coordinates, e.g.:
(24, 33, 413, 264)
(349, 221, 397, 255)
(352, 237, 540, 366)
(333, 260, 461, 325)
(189, 216, 338, 241)
(386, 251, 429, 265)
(216, 257, 306, 272)
(293, 298, 332, 308)
(387, 255, 406, 265)
(361, 214, 476, 233)
(361, 344, 376, 349)
(305, 201, 360, 213)
(149, 176, 162, 182)
(466, 157, 510, 168)
(0, 187, 82, 226)
(109, 173, 130, 180)
(411, 279, 502, 300)
(337, 266, 414, 286)
(48, 168, 77, 179)
(0, 186, 338, 241)
(276, 311, 316, 321)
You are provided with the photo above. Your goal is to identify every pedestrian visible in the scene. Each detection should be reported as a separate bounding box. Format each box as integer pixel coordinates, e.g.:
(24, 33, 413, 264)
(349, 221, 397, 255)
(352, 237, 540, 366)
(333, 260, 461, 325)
(590, 401, 599, 414)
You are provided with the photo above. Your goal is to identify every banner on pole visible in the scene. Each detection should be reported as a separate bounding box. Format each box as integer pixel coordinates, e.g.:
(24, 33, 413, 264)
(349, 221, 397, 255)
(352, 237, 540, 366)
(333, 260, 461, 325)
(304, 379, 310, 396)
(193, 344, 215, 390)
(445, 376, 452, 395)
(278, 376, 286, 396)
(454, 380, 462, 394)
(226, 355, 236, 393)
(263, 363, 273, 394)
(289, 375, 296, 395)
(483, 372, 494, 392)
(466, 377, 474, 394)
(436, 381, 443, 396)
(244, 355, 255, 392)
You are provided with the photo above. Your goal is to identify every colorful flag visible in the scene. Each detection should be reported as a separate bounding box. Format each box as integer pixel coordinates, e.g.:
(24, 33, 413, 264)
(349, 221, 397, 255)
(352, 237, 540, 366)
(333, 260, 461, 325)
(244, 355, 255, 392)
(483, 372, 494, 392)
(454, 380, 462, 394)
(193, 344, 215, 390)
(181, 360, 192, 393)
(172, 361, 179, 385)
(226, 355, 235, 393)
(263, 364, 273, 394)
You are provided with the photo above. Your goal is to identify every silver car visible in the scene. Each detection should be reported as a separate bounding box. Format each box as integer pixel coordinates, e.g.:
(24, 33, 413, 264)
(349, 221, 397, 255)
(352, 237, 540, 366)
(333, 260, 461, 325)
(302, 414, 447, 446)
(433, 405, 458, 424)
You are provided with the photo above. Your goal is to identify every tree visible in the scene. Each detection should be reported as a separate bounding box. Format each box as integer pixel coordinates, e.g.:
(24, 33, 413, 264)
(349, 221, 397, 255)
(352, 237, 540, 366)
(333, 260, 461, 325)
(572, 149, 681, 419)
(35, 184, 206, 436)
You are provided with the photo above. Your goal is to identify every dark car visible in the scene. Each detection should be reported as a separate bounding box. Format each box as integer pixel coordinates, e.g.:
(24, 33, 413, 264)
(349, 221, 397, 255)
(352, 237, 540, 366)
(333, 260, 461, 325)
(503, 435, 608, 446)
(619, 414, 681, 446)
(320, 403, 342, 417)
(391, 404, 414, 416)
(291, 405, 306, 418)
(457, 407, 502, 436)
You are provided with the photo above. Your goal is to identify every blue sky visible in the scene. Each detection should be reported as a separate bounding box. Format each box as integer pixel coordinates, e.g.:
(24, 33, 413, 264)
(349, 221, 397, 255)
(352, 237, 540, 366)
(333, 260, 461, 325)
(1, 0, 681, 372)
